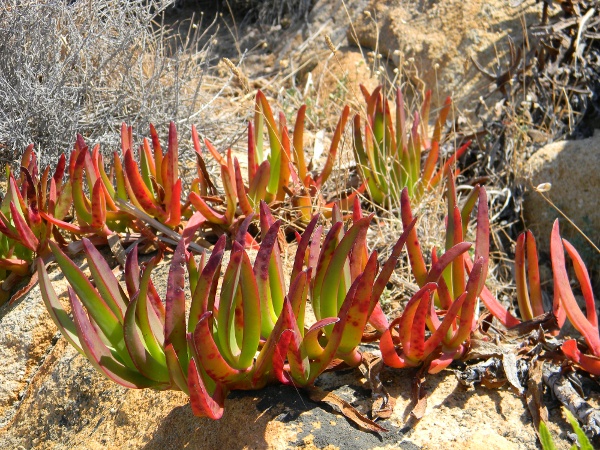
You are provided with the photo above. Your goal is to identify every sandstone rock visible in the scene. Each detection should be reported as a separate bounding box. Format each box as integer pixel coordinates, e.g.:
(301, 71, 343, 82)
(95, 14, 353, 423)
(523, 131, 600, 267)
(0, 277, 62, 428)
(346, 0, 542, 109)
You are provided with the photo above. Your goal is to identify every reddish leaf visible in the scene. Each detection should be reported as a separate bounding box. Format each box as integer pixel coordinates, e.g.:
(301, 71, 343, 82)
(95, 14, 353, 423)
(124, 150, 166, 219)
(191, 312, 245, 383)
(165, 239, 189, 372)
(562, 339, 600, 376)
(317, 106, 350, 187)
(187, 357, 225, 419)
(188, 192, 228, 225)
(551, 220, 600, 355)
(10, 202, 39, 251)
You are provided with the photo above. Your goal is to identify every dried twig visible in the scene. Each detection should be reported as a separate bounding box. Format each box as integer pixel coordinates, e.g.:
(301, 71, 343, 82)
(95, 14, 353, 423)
(543, 364, 600, 437)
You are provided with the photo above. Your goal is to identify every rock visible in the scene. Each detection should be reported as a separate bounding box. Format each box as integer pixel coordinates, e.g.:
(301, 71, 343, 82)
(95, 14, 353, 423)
(523, 131, 600, 268)
(0, 276, 63, 428)
(346, 0, 542, 109)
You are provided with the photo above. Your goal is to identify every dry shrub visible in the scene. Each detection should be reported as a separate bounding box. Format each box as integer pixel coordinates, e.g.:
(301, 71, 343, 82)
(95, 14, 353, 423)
(0, 0, 219, 166)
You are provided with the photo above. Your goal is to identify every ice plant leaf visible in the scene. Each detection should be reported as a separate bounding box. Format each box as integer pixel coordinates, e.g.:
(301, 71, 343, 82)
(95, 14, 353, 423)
(189, 235, 226, 331)
(561, 340, 600, 376)
(551, 220, 600, 356)
(562, 239, 597, 329)
(188, 192, 228, 225)
(163, 121, 179, 208)
(425, 242, 471, 284)
(525, 231, 544, 318)
(124, 150, 166, 219)
(191, 312, 245, 383)
(123, 295, 169, 383)
(164, 343, 189, 393)
(81, 238, 126, 320)
(234, 158, 254, 216)
(68, 287, 156, 388)
(254, 218, 283, 337)
(165, 239, 189, 373)
(336, 252, 379, 359)
(37, 258, 83, 354)
(10, 202, 39, 251)
(448, 257, 485, 349)
(49, 241, 126, 356)
(401, 188, 427, 285)
(317, 105, 350, 186)
(293, 105, 308, 180)
(187, 357, 225, 419)
(515, 232, 534, 321)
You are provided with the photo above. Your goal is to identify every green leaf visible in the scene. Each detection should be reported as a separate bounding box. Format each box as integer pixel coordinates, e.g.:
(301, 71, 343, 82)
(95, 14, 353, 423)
(49, 241, 130, 363)
(37, 258, 83, 354)
(538, 421, 556, 450)
(564, 408, 593, 450)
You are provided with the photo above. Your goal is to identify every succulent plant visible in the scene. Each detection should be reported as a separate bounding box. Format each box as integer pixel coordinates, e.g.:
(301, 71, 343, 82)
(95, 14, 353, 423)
(190, 91, 364, 227)
(0, 146, 71, 303)
(550, 220, 600, 375)
(38, 200, 409, 418)
(352, 85, 470, 206)
(380, 175, 489, 373)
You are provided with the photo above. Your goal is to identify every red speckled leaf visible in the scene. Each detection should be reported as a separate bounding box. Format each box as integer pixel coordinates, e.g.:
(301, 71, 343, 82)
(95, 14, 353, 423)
(187, 357, 225, 419)
(337, 252, 379, 357)
(423, 292, 466, 357)
(252, 296, 295, 387)
(291, 214, 319, 282)
(253, 220, 282, 336)
(407, 290, 431, 361)
(191, 312, 243, 383)
(165, 239, 189, 372)
(425, 242, 471, 284)
(189, 235, 226, 331)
